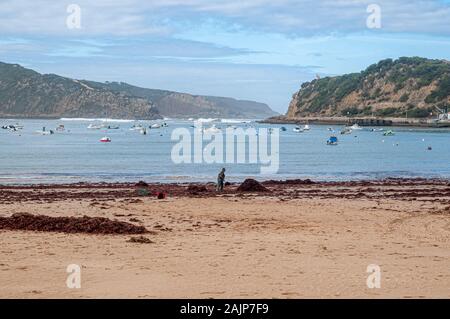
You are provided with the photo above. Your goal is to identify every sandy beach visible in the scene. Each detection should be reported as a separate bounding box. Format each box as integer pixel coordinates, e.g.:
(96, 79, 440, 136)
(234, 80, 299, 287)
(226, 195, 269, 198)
(0, 179, 449, 298)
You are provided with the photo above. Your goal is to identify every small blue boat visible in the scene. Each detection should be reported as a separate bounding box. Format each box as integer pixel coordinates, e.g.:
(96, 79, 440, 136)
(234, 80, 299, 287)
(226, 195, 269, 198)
(327, 136, 338, 145)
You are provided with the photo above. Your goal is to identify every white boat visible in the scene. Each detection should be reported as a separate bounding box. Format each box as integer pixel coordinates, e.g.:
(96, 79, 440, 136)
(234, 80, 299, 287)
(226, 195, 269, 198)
(140, 128, 147, 135)
(350, 124, 363, 130)
(303, 124, 311, 131)
(129, 124, 143, 131)
(293, 126, 304, 133)
(87, 124, 104, 130)
(56, 125, 65, 132)
(150, 123, 161, 129)
(35, 129, 54, 135)
(203, 125, 222, 134)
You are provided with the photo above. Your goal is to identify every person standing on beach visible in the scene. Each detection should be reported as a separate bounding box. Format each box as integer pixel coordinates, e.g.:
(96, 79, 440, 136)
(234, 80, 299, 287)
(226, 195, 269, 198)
(217, 168, 226, 192)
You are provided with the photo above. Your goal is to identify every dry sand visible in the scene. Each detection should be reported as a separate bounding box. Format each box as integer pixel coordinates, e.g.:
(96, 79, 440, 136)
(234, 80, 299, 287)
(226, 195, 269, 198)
(0, 180, 449, 298)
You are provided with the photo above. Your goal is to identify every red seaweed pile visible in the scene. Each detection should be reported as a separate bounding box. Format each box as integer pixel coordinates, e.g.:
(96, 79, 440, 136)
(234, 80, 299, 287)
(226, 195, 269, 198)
(0, 213, 148, 235)
(187, 185, 208, 194)
(237, 179, 270, 192)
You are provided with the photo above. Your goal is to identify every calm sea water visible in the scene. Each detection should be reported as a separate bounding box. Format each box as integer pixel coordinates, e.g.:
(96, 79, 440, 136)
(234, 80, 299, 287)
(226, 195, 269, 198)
(0, 119, 449, 184)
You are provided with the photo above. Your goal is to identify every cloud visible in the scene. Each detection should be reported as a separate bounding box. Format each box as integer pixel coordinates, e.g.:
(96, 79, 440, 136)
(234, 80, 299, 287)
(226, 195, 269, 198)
(180, 0, 450, 36)
(101, 38, 259, 59)
(0, 0, 169, 36)
(0, 36, 258, 60)
(1, 0, 450, 36)
(2, 0, 450, 113)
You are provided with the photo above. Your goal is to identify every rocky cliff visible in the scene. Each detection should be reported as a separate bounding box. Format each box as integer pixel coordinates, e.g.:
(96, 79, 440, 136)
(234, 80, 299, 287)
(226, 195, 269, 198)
(0, 62, 160, 119)
(83, 81, 277, 119)
(0, 62, 277, 119)
(287, 57, 450, 119)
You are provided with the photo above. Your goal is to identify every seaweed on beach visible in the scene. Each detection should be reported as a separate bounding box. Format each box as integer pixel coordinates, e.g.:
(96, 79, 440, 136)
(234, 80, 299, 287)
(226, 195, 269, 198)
(0, 213, 148, 235)
(127, 236, 154, 244)
(187, 185, 208, 194)
(237, 179, 270, 192)
(135, 181, 149, 187)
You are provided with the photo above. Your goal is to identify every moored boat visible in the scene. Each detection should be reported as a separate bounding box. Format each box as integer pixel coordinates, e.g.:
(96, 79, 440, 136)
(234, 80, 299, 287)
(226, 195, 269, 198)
(129, 124, 143, 131)
(383, 130, 395, 136)
(350, 124, 363, 130)
(327, 136, 338, 145)
(88, 124, 104, 130)
(203, 125, 221, 134)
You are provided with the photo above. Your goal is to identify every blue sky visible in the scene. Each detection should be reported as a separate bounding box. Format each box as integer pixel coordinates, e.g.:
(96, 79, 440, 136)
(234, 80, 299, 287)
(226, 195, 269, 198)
(1, 0, 450, 113)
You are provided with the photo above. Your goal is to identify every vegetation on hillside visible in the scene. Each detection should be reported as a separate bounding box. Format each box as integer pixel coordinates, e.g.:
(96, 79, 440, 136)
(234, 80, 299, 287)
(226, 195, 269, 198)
(288, 57, 450, 119)
(0, 62, 276, 119)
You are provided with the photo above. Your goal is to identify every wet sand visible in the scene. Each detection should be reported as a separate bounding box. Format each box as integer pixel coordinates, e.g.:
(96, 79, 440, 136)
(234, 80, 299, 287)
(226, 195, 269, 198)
(0, 179, 449, 298)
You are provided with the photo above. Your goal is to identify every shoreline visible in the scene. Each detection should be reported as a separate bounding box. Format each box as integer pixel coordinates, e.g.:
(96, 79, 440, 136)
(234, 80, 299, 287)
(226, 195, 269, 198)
(1, 177, 450, 203)
(4, 116, 450, 128)
(1, 176, 449, 188)
(260, 115, 450, 128)
(2, 176, 450, 187)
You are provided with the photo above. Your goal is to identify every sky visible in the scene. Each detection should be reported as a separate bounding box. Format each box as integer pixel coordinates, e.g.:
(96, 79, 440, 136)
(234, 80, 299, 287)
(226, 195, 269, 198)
(1, 0, 450, 113)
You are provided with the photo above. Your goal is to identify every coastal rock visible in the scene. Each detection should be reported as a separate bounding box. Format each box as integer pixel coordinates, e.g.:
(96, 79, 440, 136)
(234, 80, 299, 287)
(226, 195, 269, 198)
(286, 57, 450, 120)
(0, 62, 277, 119)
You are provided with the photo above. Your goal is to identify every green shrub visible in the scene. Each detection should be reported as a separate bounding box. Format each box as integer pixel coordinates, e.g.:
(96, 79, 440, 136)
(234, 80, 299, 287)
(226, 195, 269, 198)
(399, 93, 409, 102)
(376, 107, 398, 117)
(341, 107, 359, 116)
(425, 76, 450, 103)
(408, 108, 432, 118)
